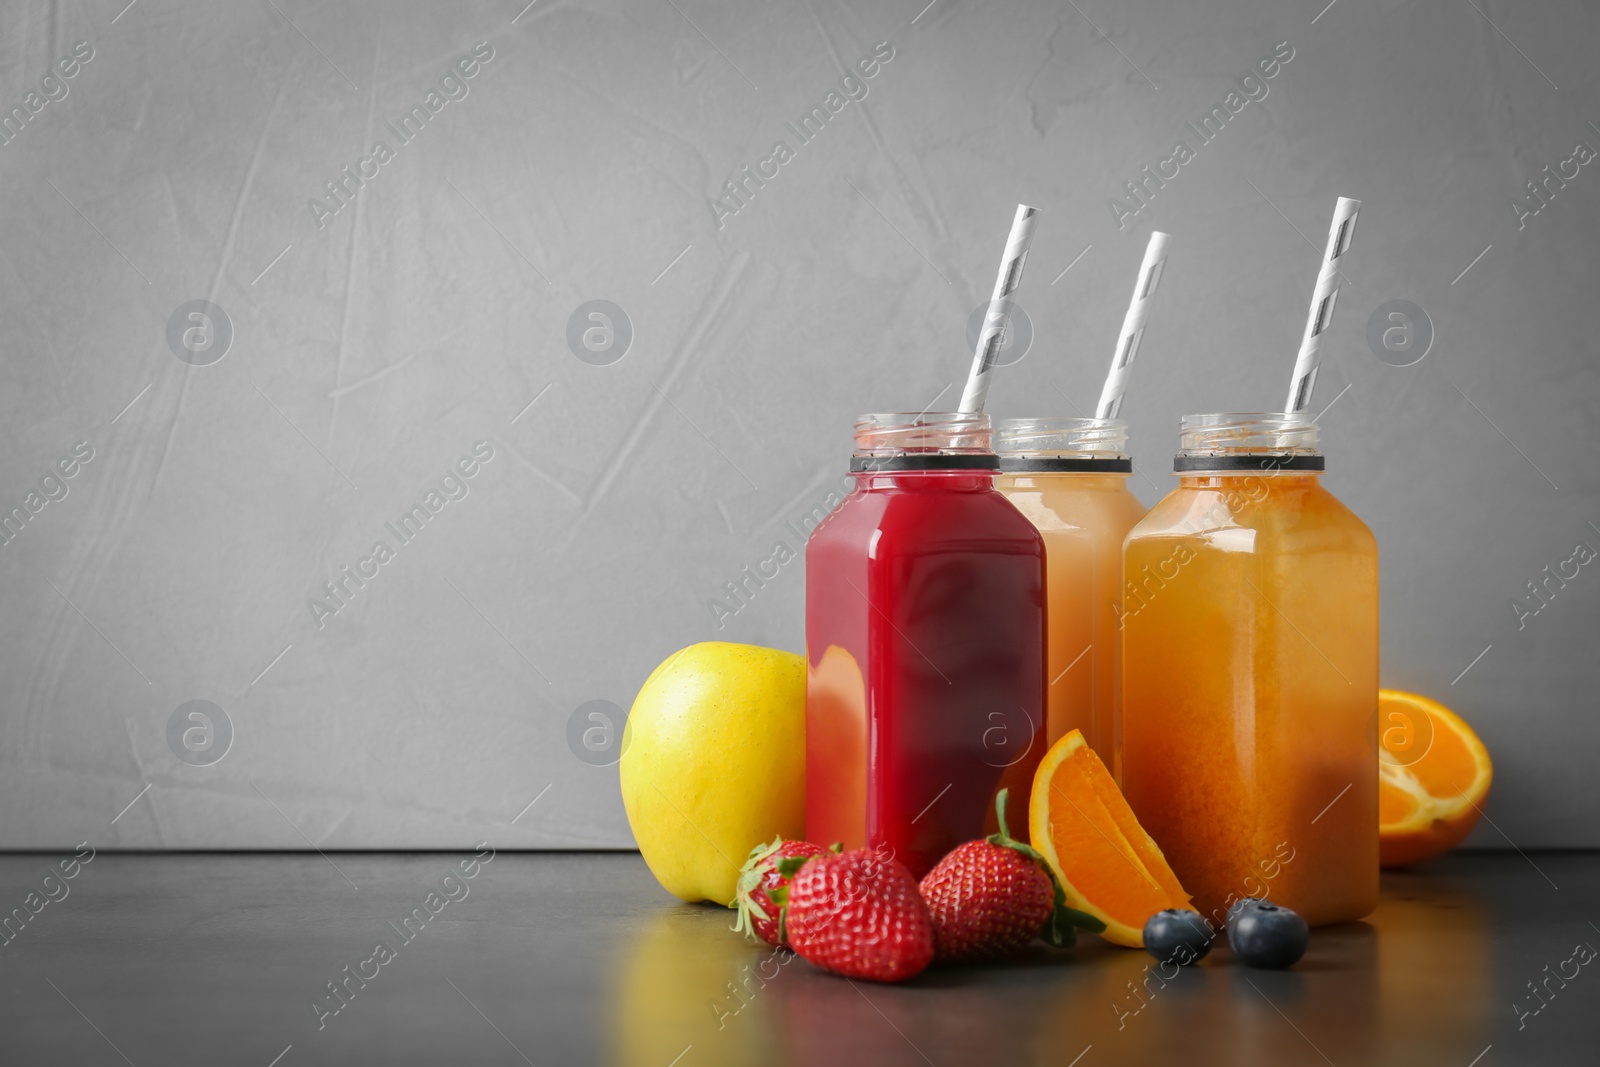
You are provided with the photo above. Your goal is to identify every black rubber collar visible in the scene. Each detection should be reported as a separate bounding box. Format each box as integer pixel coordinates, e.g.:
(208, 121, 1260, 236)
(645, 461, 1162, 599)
(999, 456, 1133, 473)
(1173, 453, 1325, 472)
(850, 454, 999, 472)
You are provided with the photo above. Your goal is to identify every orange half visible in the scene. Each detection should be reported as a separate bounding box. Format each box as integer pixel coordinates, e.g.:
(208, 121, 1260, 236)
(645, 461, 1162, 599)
(1029, 729, 1193, 947)
(1378, 689, 1492, 868)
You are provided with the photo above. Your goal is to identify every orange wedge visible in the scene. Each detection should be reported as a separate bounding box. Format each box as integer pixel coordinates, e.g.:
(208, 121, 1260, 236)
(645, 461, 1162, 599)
(1378, 689, 1492, 868)
(1029, 729, 1193, 947)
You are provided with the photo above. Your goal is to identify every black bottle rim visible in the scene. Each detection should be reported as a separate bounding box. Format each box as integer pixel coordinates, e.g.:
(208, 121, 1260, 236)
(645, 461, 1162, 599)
(1173, 453, 1325, 472)
(849, 454, 999, 472)
(998, 456, 1133, 473)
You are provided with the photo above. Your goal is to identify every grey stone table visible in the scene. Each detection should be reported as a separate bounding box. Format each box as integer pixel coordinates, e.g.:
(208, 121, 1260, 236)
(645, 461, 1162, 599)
(0, 851, 1593, 1065)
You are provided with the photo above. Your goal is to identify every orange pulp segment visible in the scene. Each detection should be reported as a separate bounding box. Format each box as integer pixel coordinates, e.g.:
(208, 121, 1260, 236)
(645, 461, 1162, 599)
(1029, 729, 1193, 947)
(1378, 689, 1492, 868)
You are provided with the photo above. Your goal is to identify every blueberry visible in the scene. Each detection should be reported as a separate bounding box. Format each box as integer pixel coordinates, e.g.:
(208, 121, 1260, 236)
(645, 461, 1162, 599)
(1227, 897, 1269, 924)
(1142, 909, 1214, 966)
(1227, 902, 1309, 969)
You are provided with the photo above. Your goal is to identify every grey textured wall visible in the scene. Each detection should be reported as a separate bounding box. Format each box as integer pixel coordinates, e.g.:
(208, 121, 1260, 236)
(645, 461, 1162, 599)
(2, 0, 1596, 850)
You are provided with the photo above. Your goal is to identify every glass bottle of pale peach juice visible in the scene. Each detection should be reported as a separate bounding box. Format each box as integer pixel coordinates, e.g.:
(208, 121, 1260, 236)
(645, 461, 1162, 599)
(1120, 413, 1377, 928)
(995, 418, 1146, 778)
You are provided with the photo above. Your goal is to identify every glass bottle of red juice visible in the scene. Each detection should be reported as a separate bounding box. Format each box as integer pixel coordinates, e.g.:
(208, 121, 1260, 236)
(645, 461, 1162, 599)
(805, 412, 1047, 878)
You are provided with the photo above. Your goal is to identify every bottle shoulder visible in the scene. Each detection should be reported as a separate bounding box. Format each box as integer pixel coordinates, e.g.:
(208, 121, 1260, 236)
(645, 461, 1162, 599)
(1004, 488, 1146, 543)
(811, 484, 1043, 553)
(1127, 479, 1375, 552)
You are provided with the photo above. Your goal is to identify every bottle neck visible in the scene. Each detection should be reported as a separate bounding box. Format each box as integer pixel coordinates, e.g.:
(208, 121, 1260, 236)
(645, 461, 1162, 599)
(995, 417, 1129, 473)
(851, 412, 996, 475)
(1175, 413, 1322, 475)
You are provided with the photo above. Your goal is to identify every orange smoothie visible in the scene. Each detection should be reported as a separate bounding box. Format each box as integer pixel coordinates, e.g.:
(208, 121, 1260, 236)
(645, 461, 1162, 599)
(996, 419, 1146, 778)
(1121, 414, 1378, 928)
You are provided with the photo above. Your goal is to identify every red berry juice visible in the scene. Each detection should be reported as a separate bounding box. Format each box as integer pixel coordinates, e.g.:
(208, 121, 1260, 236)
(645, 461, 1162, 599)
(805, 413, 1047, 878)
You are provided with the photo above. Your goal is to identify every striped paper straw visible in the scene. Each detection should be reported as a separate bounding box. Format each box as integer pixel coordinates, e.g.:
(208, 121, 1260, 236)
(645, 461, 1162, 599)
(958, 204, 1040, 413)
(1095, 230, 1171, 420)
(1285, 197, 1361, 414)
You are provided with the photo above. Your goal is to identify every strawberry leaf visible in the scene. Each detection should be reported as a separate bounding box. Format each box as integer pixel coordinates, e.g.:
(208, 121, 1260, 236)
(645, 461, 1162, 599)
(1042, 911, 1079, 948)
(774, 855, 816, 879)
(1039, 874, 1106, 946)
(730, 835, 787, 940)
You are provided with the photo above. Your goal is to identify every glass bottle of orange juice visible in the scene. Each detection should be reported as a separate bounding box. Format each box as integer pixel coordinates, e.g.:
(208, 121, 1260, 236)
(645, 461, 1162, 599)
(1120, 413, 1377, 928)
(995, 418, 1146, 779)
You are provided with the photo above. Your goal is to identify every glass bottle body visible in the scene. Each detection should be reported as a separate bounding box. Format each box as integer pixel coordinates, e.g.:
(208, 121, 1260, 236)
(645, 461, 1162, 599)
(995, 418, 1145, 778)
(1121, 415, 1378, 927)
(806, 414, 1047, 878)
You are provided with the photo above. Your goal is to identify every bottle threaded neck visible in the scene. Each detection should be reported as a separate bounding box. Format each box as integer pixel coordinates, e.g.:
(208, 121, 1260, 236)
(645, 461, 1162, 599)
(996, 417, 1131, 473)
(1175, 412, 1322, 472)
(853, 412, 991, 455)
(995, 417, 1128, 458)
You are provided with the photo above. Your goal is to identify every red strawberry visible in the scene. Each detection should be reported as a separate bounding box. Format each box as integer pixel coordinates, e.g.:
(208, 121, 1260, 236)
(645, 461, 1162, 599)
(731, 836, 831, 945)
(919, 789, 1103, 961)
(784, 848, 935, 982)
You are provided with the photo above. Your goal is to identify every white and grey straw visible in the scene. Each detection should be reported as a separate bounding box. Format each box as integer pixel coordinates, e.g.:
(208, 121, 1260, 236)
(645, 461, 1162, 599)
(958, 204, 1040, 413)
(1094, 231, 1171, 420)
(1285, 197, 1360, 414)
